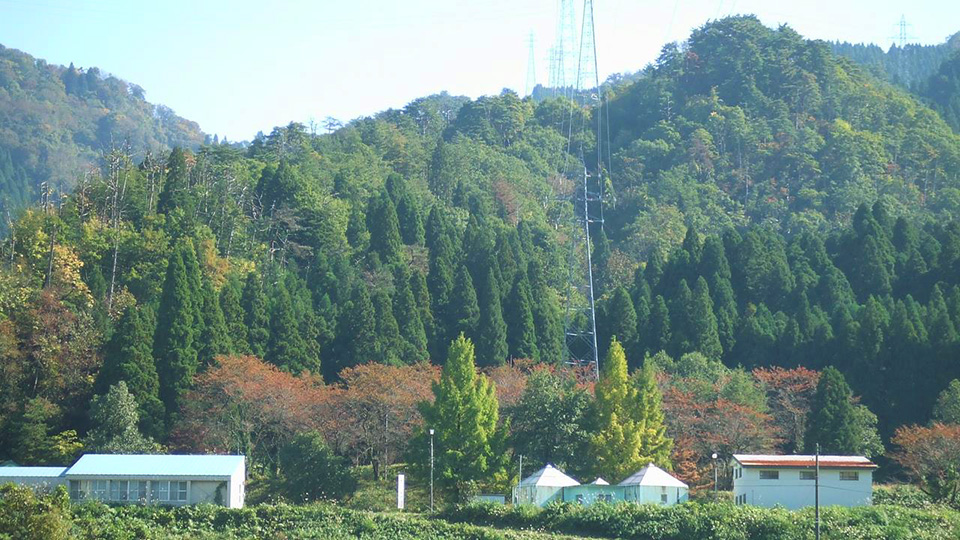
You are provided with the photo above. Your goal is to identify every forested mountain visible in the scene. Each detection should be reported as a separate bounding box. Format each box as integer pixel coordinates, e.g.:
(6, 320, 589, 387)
(921, 49, 960, 132)
(1, 15, 960, 488)
(0, 44, 205, 222)
(831, 32, 960, 90)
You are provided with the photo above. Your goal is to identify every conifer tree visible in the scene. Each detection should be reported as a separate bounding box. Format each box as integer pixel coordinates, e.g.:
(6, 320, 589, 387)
(602, 287, 639, 368)
(449, 265, 480, 344)
(394, 267, 428, 364)
(157, 147, 192, 216)
(477, 269, 508, 367)
(367, 190, 403, 265)
(416, 335, 507, 501)
(219, 274, 250, 354)
(337, 283, 379, 371)
(528, 261, 564, 364)
(805, 367, 859, 454)
(241, 272, 270, 358)
(647, 295, 672, 355)
(589, 338, 646, 481)
(690, 277, 723, 360)
(372, 289, 403, 366)
(504, 273, 539, 361)
(97, 307, 164, 438)
(267, 281, 315, 373)
(154, 244, 199, 419)
(198, 277, 232, 368)
(633, 361, 673, 467)
(411, 269, 437, 362)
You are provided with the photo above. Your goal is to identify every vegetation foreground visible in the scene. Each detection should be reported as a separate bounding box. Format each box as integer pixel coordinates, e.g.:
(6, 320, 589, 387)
(3, 484, 960, 540)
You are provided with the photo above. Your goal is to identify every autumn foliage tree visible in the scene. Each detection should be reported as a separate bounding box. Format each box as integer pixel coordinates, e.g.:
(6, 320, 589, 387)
(891, 423, 960, 505)
(171, 355, 327, 469)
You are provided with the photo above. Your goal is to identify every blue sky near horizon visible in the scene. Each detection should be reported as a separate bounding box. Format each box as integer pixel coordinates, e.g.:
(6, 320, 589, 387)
(1, 0, 957, 141)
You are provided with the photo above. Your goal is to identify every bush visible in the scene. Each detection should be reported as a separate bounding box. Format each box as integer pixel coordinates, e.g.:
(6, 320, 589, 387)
(277, 431, 357, 502)
(441, 499, 960, 539)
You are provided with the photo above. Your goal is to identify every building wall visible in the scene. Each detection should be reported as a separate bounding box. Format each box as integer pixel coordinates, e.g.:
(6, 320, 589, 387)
(228, 465, 245, 508)
(732, 466, 873, 509)
(622, 485, 688, 505)
(189, 481, 224, 505)
(561, 485, 624, 505)
(67, 477, 239, 507)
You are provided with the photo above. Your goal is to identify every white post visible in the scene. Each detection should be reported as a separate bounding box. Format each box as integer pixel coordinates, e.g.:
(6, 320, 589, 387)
(397, 474, 405, 510)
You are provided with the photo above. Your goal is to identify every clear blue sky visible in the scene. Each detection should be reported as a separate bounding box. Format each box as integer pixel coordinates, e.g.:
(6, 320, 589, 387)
(1, 0, 957, 141)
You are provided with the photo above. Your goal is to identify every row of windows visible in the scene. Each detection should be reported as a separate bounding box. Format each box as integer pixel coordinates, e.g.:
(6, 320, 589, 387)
(69, 480, 188, 502)
(735, 494, 747, 505)
(756, 470, 859, 481)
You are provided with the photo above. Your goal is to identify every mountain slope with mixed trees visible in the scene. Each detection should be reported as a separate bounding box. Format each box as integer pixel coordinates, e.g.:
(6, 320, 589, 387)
(1, 15, 960, 499)
(0, 44, 205, 222)
(831, 32, 960, 90)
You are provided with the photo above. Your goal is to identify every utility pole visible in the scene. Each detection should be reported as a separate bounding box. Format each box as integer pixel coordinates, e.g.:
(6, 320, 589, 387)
(429, 428, 435, 512)
(815, 443, 820, 540)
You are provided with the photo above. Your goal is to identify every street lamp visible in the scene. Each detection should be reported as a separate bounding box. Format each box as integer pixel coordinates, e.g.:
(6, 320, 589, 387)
(429, 428, 435, 512)
(711, 453, 718, 499)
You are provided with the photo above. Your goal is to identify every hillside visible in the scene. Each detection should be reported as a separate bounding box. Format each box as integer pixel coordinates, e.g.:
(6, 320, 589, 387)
(0, 44, 205, 220)
(831, 32, 960, 89)
(1, 14, 960, 506)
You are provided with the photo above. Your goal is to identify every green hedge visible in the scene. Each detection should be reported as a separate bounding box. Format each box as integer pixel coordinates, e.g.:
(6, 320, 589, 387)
(441, 501, 960, 540)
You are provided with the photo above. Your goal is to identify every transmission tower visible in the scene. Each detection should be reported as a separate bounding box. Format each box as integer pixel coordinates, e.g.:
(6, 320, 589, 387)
(560, 0, 604, 380)
(550, 0, 578, 95)
(526, 32, 537, 96)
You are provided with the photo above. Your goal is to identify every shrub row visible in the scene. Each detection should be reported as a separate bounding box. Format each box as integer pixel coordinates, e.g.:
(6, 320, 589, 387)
(441, 500, 960, 540)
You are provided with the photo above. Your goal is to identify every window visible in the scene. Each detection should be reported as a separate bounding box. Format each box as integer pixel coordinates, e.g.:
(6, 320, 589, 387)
(759, 470, 779, 480)
(175, 481, 188, 501)
(92, 480, 108, 501)
(800, 471, 816, 480)
(576, 494, 584, 504)
(660, 494, 668, 504)
(69, 480, 82, 500)
(839, 471, 859, 481)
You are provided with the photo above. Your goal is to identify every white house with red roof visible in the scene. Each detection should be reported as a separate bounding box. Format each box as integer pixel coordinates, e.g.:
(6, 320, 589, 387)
(731, 454, 877, 509)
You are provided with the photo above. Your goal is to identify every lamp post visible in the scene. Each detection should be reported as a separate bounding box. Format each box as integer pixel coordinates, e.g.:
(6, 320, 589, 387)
(429, 428, 435, 512)
(711, 453, 718, 499)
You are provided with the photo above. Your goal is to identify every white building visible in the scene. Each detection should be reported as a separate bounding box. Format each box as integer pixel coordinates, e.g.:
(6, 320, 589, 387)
(618, 463, 689, 505)
(732, 454, 876, 510)
(66, 454, 246, 508)
(0, 467, 67, 490)
(0, 454, 246, 508)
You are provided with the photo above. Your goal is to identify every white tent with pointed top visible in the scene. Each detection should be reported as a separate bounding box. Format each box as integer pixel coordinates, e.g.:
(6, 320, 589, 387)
(513, 464, 580, 506)
(589, 478, 609, 485)
(618, 463, 689, 505)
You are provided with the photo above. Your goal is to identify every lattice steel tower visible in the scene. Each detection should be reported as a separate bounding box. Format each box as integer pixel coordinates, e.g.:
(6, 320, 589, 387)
(549, 0, 578, 94)
(560, 0, 604, 380)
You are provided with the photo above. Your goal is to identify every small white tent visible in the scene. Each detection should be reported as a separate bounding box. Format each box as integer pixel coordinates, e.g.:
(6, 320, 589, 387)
(618, 463, 689, 505)
(513, 464, 579, 506)
(589, 478, 609, 485)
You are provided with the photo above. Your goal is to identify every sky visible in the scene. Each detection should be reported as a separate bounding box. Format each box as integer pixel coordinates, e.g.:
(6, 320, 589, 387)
(1, 0, 957, 141)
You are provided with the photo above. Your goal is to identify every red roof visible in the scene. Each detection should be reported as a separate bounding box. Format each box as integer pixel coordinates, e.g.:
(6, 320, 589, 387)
(732, 454, 877, 469)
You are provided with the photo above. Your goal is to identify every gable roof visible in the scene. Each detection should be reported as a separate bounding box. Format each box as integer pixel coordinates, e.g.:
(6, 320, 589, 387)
(66, 454, 244, 478)
(518, 464, 580, 487)
(589, 477, 609, 485)
(0, 467, 67, 478)
(618, 463, 688, 488)
(732, 454, 877, 469)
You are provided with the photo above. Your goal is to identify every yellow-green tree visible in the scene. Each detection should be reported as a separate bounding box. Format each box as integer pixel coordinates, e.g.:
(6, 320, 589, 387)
(589, 337, 673, 481)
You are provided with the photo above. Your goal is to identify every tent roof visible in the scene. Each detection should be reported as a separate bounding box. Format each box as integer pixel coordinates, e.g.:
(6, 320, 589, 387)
(618, 463, 688, 488)
(519, 464, 580, 487)
(589, 478, 609, 485)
